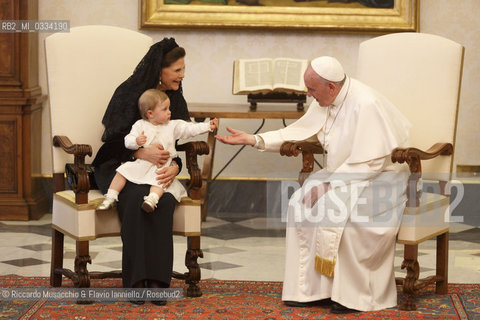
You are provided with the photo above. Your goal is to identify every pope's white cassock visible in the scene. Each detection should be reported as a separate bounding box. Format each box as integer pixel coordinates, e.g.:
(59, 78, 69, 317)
(255, 76, 411, 311)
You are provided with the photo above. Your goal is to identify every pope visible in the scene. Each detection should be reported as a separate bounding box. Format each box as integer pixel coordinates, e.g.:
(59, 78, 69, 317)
(215, 56, 411, 314)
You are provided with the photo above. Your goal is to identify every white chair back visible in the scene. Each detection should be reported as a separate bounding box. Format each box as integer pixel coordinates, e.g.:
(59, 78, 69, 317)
(46, 25, 153, 174)
(356, 32, 464, 180)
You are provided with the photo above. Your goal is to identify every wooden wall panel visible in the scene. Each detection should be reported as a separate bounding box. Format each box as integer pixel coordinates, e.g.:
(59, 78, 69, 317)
(0, 0, 20, 86)
(0, 0, 48, 220)
(0, 117, 19, 193)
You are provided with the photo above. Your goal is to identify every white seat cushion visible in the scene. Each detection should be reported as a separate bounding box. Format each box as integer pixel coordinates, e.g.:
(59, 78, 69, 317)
(397, 192, 449, 245)
(52, 190, 201, 240)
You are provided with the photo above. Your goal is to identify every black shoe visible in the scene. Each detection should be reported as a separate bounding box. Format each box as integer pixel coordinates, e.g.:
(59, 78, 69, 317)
(129, 280, 146, 305)
(147, 279, 168, 306)
(151, 300, 167, 306)
(284, 298, 332, 308)
(284, 300, 311, 307)
(147, 279, 168, 288)
(330, 302, 359, 314)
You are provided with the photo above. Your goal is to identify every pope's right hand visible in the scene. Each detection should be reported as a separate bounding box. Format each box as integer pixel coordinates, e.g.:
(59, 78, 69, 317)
(215, 127, 256, 146)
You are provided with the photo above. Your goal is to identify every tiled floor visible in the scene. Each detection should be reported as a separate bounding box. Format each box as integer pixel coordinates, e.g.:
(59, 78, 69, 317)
(0, 212, 479, 284)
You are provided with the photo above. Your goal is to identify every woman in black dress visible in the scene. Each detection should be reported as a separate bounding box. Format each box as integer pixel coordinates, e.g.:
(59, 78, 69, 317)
(92, 38, 190, 305)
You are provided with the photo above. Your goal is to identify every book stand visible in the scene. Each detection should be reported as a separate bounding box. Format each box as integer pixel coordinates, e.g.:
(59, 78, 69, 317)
(247, 92, 306, 111)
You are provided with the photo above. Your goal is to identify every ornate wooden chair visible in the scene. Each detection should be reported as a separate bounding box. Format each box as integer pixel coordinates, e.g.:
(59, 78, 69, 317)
(280, 32, 464, 310)
(46, 25, 208, 297)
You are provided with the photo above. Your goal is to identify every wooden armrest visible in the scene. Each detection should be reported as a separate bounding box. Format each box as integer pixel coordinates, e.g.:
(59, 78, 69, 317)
(391, 142, 453, 207)
(52, 135, 93, 204)
(391, 143, 453, 174)
(280, 141, 324, 157)
(177, 141, 209, 200)
(280, 141, 324, 186)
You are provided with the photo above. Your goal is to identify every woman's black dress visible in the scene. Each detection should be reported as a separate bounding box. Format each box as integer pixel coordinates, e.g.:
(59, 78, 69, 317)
(92, 38, 190, 288)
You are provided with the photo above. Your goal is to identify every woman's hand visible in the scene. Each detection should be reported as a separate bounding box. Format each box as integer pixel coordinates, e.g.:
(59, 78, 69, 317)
(302, 183, 330, 209)
(155, 163, 179, 188)
(215, 127, 256, 146)
(134, 144, 170, 166)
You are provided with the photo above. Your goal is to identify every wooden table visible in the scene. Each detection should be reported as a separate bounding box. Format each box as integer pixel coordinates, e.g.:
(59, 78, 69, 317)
(188, 103, 306, 220)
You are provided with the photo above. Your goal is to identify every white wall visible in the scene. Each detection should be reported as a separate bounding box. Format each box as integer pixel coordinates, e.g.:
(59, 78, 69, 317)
(38, 0, 480, 179)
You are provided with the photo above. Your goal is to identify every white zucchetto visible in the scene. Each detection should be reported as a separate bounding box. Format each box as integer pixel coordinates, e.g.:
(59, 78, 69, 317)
(311, 56, 345, 82)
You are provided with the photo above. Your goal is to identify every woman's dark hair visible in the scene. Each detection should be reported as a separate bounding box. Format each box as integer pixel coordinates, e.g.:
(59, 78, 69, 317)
(100, 38, 181, 142)
(161, 47, 186, 69)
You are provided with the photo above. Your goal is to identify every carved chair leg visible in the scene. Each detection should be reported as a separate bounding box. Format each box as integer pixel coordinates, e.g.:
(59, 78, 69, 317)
(74, 240, 92, 288)
(436, 232, 449, 294)
(399, 244, 419, 311)
(50, 228, 64, 287)
(185, 236, 203, 297)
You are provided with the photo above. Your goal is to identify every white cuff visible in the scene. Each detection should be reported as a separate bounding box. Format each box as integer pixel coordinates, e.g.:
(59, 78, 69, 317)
(253, 135, 265, 150)
(253, 135, 260, 147)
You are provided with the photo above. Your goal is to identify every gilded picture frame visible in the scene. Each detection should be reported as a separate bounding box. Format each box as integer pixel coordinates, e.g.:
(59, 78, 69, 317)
(139, 0, 418, 33)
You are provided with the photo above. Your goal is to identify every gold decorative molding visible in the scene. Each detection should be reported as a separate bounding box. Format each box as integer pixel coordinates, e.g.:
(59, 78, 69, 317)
(139, 0, 418, 33)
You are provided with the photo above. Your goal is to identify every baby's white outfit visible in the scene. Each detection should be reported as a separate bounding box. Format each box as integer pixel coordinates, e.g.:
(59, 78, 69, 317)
(116, 119, 210, 202)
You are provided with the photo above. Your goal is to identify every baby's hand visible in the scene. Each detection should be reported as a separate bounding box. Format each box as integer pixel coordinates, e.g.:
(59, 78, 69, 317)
(210, 118, 218, 131)
(136, 131, 147, 146)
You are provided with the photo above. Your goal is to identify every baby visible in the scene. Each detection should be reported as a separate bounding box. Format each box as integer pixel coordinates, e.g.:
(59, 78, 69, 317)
(97, 89, 217, 212)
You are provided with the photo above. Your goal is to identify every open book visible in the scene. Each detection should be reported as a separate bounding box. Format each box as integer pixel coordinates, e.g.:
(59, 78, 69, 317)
(232, 58, 309, 95)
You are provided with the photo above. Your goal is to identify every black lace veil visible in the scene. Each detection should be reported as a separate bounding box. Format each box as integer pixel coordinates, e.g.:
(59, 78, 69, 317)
(100, 37, 182, 142)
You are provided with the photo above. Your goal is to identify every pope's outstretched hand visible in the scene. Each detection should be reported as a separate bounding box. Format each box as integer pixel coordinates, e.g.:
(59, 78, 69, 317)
(215, 127, 256, 146)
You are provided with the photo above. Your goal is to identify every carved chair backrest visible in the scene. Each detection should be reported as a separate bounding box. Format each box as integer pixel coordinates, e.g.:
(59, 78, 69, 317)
(46, 25, 153, 174)
(356, 33, 464, 182)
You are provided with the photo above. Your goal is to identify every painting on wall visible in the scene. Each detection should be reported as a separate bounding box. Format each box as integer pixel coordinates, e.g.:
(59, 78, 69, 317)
(163, 1, 393, 8)
(140, 0, 417, 32)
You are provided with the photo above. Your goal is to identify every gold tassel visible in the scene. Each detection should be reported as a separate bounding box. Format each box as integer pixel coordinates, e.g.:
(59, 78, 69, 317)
(315, 255, 335, 277)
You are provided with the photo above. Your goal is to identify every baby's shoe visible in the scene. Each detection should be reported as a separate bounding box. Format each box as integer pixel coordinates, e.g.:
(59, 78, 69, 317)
(141, 194, 159, 213)
(97, 197, 116, 210)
